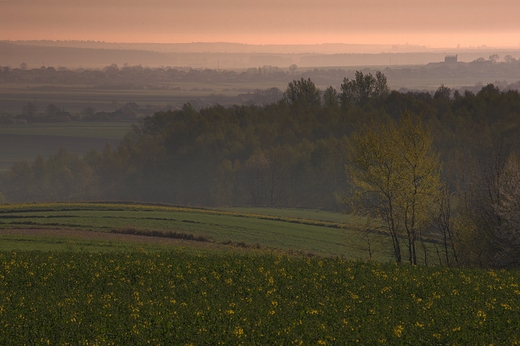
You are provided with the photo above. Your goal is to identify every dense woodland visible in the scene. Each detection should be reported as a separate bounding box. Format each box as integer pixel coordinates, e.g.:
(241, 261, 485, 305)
(2, 72, 520, 267)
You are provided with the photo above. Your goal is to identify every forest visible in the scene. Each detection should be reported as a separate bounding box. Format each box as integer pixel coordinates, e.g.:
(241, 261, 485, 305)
(2, 71, 520, 267)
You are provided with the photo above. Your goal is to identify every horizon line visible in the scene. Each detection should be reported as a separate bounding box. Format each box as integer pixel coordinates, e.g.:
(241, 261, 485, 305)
(4, 39, 520, 50)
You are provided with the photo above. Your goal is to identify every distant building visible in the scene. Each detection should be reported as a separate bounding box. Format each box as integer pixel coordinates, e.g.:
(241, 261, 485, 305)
(445, 55, 458, 64)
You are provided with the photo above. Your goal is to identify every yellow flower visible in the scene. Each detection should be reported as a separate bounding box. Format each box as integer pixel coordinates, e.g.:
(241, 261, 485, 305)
(394, 325, 404, 338)
(234, 326, 244, 337)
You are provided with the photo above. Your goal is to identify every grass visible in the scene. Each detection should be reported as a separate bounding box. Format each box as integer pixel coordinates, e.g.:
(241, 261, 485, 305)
(0, 230, 262, 254)
(0, 202, 395, 260)
(220, 206, 363, 224)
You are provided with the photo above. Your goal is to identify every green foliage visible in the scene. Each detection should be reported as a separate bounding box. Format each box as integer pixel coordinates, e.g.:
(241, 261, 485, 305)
(340, 70, 389, 107)
(0, 251, 519, 344)
(3, 77, 517, 210)
(347, 112, 443, 264)
(282, 77, 321, 109)
(451, 211, 493, 267)
(3, 77, 520, 269)
(1, 149, 96, 202)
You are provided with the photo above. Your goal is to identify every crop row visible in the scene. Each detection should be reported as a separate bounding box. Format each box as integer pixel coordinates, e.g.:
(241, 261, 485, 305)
(0, 202, 351, 229)
(0, 251, 519, 344)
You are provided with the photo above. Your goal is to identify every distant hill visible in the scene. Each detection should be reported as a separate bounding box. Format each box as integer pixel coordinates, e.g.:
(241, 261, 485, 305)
(10, 41, 431, 54)
(1, 40, 520, 70)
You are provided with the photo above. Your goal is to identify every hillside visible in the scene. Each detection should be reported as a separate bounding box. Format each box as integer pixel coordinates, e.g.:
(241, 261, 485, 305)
(0, 202, 394, 260)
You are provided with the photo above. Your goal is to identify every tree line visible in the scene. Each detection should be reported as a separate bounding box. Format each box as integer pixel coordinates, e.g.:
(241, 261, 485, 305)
(3, 56, 520, 93)
(0, 63, 311, 88)
(2, 72, 520, 267)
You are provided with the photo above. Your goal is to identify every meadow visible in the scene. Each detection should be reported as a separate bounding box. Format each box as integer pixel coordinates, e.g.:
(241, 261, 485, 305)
(0, 203, 518, 344)
(0, 251, 519, 344)
(0, 202, 393, 260)
(0, 81, 285, 115)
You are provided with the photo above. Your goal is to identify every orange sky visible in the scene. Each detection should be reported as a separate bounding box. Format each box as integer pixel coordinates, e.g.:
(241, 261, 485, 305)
(1, 0, 519, 48)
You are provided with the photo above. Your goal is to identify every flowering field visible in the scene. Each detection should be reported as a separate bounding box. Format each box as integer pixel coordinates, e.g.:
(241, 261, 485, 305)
(1, 251, 519, 344)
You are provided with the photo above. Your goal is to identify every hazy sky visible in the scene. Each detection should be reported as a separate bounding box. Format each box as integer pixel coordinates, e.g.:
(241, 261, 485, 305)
(1, 0, 519, 48)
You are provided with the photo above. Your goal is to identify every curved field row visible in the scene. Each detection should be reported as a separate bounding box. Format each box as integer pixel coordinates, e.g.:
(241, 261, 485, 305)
(0, 202, 394, 260)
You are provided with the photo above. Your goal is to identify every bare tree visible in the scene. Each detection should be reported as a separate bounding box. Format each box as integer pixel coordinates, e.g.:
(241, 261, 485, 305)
(454, 142, 512, 267)
(475, 143, 511, 232)
(493, 154, 520, 267)
(435, 189, 459, 267)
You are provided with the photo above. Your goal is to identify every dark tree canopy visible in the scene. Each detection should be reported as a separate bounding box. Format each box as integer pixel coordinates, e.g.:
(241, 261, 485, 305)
(340, 70, 389, 107)
(3, 75, 520, 268)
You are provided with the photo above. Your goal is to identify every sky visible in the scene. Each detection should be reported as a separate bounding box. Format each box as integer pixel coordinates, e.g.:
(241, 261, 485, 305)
(1, 0, 520, 48)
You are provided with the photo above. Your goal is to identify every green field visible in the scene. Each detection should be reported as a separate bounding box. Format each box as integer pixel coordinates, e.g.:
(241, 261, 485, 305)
(221, 207, 362, 224)
(0, 251, 519, 344)
(0, 82, 287, 114)
(0, 203, 393, 260)
(0, 203, 518, 344)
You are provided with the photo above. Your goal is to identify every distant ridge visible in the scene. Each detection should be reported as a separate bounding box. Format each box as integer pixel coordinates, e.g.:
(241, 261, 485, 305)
(9, 40, 431, 54)
(1, 40, 520, 70)
(8, 40, 515, 55)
